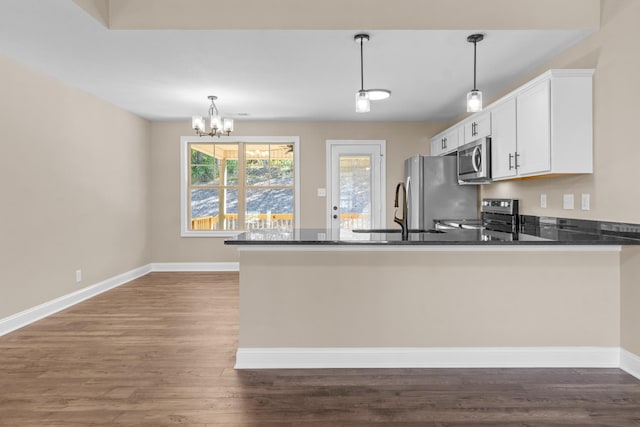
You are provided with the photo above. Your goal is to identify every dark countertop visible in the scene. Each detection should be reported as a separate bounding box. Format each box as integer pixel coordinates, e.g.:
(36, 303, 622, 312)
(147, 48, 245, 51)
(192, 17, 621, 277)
(225, 226, 640, 246)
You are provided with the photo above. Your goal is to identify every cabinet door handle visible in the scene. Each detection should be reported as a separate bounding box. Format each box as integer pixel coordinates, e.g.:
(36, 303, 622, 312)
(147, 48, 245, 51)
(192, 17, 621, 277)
(443, 137, 447, 149)
(508, 153, 514, 170)
(515, 152, 521, 169)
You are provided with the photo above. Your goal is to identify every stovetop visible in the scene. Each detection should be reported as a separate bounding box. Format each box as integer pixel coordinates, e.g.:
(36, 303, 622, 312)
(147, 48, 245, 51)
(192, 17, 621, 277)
(434, 219, 483, 230)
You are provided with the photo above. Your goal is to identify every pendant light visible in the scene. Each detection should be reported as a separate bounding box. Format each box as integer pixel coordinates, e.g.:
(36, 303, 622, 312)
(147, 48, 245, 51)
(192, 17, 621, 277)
(466, 33, 484, 113)
(354, 33, 391, 113)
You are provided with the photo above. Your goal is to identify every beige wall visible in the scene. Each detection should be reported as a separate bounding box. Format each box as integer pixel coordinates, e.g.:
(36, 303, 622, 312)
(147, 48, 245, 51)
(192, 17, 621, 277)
(0, 55, 151, 319)
(98, 0, 599, 30)
(239, 249, 620, 347)
(149, 121, 440, 262)
(481, 0, 640, 224)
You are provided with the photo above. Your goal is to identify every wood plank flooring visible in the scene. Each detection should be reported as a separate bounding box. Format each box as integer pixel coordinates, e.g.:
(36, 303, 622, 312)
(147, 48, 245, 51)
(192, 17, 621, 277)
(1, 272, 640, 426)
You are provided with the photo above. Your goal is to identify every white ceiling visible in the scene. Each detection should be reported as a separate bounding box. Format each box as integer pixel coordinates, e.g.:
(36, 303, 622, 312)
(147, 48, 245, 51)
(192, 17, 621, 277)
(0, 0, 592, 123)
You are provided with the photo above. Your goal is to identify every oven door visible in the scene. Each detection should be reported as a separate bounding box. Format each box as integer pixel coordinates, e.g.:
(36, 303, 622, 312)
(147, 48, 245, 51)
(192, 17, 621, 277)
(457, 138, 491, 183)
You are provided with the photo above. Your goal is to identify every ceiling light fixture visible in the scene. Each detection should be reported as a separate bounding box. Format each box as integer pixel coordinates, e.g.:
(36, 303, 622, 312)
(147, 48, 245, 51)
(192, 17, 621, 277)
(354, 33, 391, 113)
(466, 33, 484, 113)
(192, 95, 234, 137)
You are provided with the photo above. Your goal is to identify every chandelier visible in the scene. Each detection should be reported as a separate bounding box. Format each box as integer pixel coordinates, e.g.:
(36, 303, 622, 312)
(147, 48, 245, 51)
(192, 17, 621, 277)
(191, 95, 234, 137)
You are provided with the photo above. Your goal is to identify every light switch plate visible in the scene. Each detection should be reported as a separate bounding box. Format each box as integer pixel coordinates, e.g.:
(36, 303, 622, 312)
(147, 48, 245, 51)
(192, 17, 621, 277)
(540, 194, 547, 209)
(581, 193, 590, 210)
(563, 194, 574, 210)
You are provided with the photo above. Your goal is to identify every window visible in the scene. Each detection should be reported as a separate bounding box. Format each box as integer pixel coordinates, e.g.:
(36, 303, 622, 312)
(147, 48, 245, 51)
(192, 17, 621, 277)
(181, 136, 300, 236)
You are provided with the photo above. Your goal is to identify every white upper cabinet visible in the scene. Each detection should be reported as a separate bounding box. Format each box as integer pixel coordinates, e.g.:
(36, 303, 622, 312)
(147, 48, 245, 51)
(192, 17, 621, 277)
(463, 111, 491, 145)
(491, 69, 593, 181)
(490, 97, 518, 179)
(429, 69, 593, 180)
(516, 79, 552, 176)
(430, 127, 459, 156)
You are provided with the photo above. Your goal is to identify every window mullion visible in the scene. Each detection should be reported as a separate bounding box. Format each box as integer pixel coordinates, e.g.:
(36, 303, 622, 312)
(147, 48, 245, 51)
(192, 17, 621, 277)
(238, 143, 246, 230)
(188, 143, 194, 228)
(218, 154, 226, 230)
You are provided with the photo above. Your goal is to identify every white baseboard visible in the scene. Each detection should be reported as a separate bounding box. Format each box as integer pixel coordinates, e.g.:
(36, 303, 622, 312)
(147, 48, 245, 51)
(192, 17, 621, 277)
(150, 262, 239, 272)
(0, 264, 152, 337)
(0, 262, 239, 336)
(235, 347, 621, 370)
(621, 348, 640, 381)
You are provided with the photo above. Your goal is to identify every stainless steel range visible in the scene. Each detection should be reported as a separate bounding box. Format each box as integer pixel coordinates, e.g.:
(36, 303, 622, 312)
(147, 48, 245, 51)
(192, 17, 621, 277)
(481, 198, 520, 240)
(435, 198, 520, 238)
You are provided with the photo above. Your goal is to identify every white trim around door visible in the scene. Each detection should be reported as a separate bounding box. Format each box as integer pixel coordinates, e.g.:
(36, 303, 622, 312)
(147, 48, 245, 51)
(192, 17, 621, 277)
(326, 140, 386, 232)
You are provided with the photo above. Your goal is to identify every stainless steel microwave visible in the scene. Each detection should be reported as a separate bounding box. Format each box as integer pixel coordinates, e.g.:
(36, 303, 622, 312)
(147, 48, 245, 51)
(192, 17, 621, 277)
(457, 137, 491, 184)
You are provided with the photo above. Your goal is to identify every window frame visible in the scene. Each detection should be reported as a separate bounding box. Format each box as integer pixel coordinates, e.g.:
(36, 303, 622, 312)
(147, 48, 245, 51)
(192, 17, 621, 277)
(180, 135, 301, 237)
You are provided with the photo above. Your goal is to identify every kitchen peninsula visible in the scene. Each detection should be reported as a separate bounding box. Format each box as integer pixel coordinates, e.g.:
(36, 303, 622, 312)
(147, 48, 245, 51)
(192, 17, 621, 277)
(226, 226, 640, 375)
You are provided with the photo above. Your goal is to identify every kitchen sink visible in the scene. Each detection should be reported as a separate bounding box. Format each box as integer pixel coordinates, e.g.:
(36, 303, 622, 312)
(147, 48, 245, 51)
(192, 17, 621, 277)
(351, 229, 445, 234)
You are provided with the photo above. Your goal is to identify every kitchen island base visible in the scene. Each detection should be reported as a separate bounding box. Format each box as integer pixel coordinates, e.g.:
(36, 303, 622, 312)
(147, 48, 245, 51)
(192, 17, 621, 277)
(236, 246, 626, 369)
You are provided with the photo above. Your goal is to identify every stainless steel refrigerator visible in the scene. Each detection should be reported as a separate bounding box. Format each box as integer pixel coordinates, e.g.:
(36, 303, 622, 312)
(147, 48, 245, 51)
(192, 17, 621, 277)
(404, 155, 478, 230)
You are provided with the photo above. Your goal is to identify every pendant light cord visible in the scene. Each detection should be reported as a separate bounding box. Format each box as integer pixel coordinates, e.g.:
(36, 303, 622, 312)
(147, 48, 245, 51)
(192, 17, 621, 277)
(472, 40, 477, 91)
(360, 37, 365, 91)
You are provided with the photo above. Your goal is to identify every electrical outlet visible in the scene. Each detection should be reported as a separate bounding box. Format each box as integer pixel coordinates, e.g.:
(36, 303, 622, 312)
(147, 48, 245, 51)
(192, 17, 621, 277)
(540, 194, 547, 208)
(317, 188, 326, 197)
(581, 193, 591, 211)
(563, 194, 574, 210)
(75, 269, 82, 283)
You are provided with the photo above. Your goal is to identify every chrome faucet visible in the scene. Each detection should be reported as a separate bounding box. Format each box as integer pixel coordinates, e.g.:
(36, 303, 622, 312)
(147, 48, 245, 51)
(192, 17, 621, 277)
(394, 182, 409, 240)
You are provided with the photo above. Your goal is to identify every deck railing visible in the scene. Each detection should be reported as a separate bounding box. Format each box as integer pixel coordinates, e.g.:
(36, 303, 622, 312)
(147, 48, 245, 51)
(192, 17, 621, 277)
(191, 212, 370, 230)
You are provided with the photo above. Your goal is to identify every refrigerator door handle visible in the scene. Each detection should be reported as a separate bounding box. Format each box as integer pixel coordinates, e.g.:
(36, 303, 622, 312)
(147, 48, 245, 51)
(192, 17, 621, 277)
(405, 174, 413, 228)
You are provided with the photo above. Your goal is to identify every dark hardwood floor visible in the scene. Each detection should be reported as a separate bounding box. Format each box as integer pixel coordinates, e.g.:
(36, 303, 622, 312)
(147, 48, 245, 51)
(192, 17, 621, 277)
(1, 272, 639, 426)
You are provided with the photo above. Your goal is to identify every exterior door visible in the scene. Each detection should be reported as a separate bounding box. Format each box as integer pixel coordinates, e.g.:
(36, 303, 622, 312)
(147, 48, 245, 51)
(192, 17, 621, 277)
(327, 140, 385, 232)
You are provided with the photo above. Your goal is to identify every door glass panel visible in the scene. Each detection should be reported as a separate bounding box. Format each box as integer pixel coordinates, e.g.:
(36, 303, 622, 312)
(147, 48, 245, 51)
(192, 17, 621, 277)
(339, 155, 372, 230)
